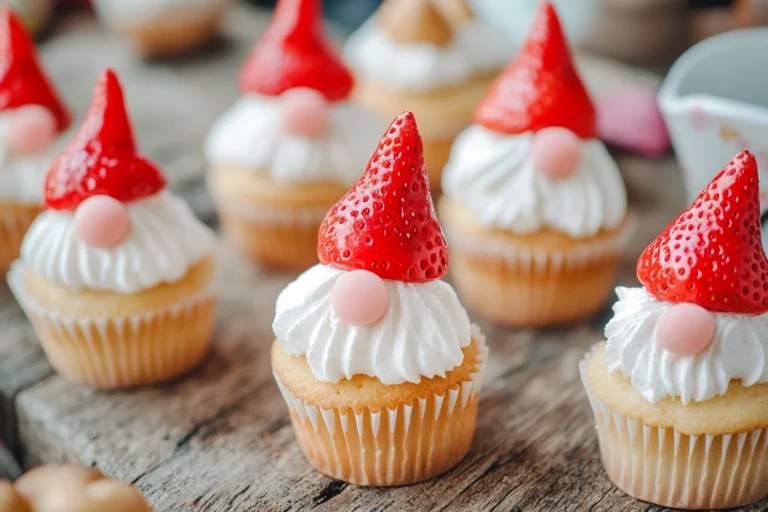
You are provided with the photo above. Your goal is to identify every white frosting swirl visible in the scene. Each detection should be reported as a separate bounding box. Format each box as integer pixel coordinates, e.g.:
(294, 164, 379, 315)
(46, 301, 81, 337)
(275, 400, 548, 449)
(443, 125, 627, 237)
(204, 94, 383, 186)
(605, 287, 768, 404)
(273, 264, 471, 385)
(0, 115, 66, 205)
(93, 0, 231, 27)
(344, 19, 511, 91)
(20, 191, 215, 294)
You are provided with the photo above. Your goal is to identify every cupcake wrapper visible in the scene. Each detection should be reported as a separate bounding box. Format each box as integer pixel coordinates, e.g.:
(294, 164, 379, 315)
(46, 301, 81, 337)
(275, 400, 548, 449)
(209, 183, 329, 227)
(444, 217, 635, 270)
(8, 264, 217, 390)
(445, 219, 634, 326)
(210, 185, 327, 269)
(275, 327, 488, 486)
(580, 347, 768, 509)
(0, 206, 40, 271)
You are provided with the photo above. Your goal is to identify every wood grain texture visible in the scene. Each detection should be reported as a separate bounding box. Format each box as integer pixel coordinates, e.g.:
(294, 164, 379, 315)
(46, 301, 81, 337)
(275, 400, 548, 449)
(1, 5, 766, 512)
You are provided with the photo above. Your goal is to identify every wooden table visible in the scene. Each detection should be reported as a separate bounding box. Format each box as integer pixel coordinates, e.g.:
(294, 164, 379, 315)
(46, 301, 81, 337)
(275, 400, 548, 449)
(1, 4, 765, 512)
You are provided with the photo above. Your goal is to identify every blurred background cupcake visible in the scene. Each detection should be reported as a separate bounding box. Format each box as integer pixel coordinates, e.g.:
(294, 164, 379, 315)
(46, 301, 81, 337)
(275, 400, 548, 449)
(344, 0, 512, 190)
(205, 0, 383, 271)
(92, 0, 233, 57)
(440, 2, 631, 327)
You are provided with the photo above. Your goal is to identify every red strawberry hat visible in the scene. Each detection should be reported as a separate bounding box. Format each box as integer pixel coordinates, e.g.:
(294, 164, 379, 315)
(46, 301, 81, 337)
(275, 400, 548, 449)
(239, 0, 353, 101)
(474, 1, 596, 138)
(0, 8, 71, 132)
(43, 69, 166, 211)
(637, 151, 768, 315)
(318, 111, 448, 282)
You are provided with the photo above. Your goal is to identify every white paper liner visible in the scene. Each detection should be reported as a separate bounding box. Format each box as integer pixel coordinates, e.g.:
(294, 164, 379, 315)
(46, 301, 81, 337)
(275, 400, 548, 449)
(208, 179, 331, 227)
(444, 215, 635, 272)
(8, 262, 217, 389)
(580, 345, 768, 509)
(275, 326, 488, 486)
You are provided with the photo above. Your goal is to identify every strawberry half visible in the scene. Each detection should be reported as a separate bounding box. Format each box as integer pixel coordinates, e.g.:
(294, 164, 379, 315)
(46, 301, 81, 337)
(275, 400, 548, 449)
(474, 1, 596, 138)
(637, 150, 768, 314)
(0, 8, 71, 132)
(238, 0, 354, 101)
(44, 69, 166, 210)
(317, 111, 448, 282)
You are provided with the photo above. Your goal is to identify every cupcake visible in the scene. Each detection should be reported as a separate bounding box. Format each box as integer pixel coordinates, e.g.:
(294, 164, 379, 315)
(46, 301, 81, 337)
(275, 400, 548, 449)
(0, 464, 152, 511)
(271, 112, 488, 486)
(344, 0, 511, 189)
(0, 8, 72, 271)
(439, 1, 631, 327)
(204, 0, 383, 270)
(8, 69, 217, 390)
(92, 0, 232, 57)
(581, 150, 768, 509)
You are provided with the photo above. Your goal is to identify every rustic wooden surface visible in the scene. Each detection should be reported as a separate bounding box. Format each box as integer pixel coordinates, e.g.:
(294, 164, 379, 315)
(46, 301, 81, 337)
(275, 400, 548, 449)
(1, 4, 766, 512)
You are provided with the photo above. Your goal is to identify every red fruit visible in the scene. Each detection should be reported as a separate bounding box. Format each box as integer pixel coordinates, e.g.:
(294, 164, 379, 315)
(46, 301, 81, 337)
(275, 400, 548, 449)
(0, 8, 71, 132)
(637, 150, 768, 314)
(317, 112, 448, 283)
(239, 0, 353, 101)
(44, 69, 166, 210)
(474, 1, 596, 138)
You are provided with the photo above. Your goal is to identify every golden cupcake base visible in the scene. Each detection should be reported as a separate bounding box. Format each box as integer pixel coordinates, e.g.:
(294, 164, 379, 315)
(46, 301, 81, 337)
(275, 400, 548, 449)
(439, 197, 631, 326)
(9, 257, 218, 390)
(111, 10, 225, 57)
(581, 344, 768, 509)
(209, 165, 349, 271)
(271, 332, 487, 486)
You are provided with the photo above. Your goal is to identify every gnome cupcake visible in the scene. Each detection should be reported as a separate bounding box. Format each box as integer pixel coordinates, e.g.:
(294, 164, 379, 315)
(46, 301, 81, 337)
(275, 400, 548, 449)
(205, 0, 383, 270)
(0, 8, 72, 271)
(440, 1, 630, 327)
(92, 0, 232, 57)
(272, 112, 488, 486)
(581, 150, 768, 509)
(9, 69, 217, 390)
(344, 0, 511, 189)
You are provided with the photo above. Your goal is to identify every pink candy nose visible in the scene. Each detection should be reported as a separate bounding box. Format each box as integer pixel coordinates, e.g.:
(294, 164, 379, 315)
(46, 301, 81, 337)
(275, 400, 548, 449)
(656, 303, 716, 357)
(6, 105, 57, 156)
(74, 195, 130, 249)
(280, 87, 329, 139)
(531, 127, 582, 180)
(331, 269, 389, 326)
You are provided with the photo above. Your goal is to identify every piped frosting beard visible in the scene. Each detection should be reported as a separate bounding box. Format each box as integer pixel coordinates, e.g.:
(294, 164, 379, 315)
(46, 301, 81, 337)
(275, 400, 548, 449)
(273, 264, 471, 385)
(21, 191, 215, 294)
(442, 125, 628, 238)
(204, 93, 384, 186)
(0, 111, 65, 205)
(605, 287, 768, 404)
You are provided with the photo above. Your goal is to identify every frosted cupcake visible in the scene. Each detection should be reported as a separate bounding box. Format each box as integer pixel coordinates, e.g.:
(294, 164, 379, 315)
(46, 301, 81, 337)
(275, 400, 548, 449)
(0, 9, 72, 271)
(9, 69, 217, 390)
(439, 1, 630, 327)
(581, 151, 768, 509)
(272, 112, 488, 486)
(92, 0, 232, 57)
(344, 0, 511, 189)
(0, 464, 152, 511)
(205, 0, 382, 270)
